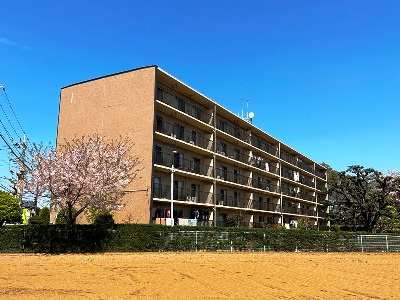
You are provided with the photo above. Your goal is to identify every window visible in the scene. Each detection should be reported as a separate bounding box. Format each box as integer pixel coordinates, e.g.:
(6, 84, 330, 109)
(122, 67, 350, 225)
(219, 165, 228, 180)
(173, 180, 184, 200)
(219, 189, 227, 204)
(233, 170, 240, 184)
(219, 142, 227, 155)
(233, 191, 239, 206)
(191, 184, 200, 200)
(153, 176, 161, 198)
(191, 131, 201, 146)
(193, 106, 202, 121)
(173, 123, 184, 140)
(218, 119, 227, 132)
(155, 145, 163, 165)
(156, 116, 163, 133)
(173, 152, 184, 168)
(233, 148, 240, 161)
(191, 157, 200, 174)
(257, 177, 263, 189)
(233, 127, 242, 139)
(175, 96, 185, 112)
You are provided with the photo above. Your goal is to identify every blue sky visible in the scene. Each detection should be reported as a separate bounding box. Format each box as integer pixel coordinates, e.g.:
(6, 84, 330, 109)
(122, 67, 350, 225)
(0, 0, 399, 189)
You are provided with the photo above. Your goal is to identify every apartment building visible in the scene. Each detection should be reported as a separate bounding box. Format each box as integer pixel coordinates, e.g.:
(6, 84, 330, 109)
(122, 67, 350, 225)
(57, 65, 328, 229)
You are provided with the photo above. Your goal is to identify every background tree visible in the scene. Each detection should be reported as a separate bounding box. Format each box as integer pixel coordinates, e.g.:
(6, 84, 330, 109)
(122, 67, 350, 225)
(0, 191, 22, 225)
(24, 134, 140, 225)
(28, 206, 51, 225)
(328, 165, 395, 232)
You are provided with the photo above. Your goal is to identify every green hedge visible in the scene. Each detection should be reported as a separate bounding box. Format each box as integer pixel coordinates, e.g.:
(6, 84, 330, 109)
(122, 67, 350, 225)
(0, 224, 364, 253)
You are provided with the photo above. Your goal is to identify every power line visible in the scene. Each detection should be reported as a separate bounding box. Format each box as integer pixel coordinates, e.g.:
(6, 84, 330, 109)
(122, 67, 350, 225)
(0, 84, 26, 138)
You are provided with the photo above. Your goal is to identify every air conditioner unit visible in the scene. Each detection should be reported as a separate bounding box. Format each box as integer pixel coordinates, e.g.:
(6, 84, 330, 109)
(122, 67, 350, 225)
(219, 201, 224, 205)
(186, 196, 192, 201)
(191, 197, 197, 202)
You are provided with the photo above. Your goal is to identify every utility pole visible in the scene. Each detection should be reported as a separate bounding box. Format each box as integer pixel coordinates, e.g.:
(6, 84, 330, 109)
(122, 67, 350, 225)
(9, 135, 27, 206)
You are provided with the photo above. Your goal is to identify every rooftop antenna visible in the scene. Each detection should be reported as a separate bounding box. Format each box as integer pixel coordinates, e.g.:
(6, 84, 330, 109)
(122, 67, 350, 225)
(239, 86, 254, 124)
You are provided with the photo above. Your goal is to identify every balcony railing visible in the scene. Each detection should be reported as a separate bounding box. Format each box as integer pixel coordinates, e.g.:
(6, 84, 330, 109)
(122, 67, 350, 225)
(252, 201, 280, 212)
(216, 118, 251, 143)
(215, 194, 250, 208)
(300, 177, 314, 188)
(250, 136, 278, 157)
(154, 152, 213, 177)
(299, 208, 317, 217)
(155, 119, 213, 151)
(251, 156, 280, 175)
(298, 192, 315, 202)
(215, 169, 251, 186)
(281, 169, 295, 181)
(315, 170, 326, 179)
(298, 161, 314, 174)
(316, 182, 326, 191)
(251, 179, 280, 193)
(281, 186, 297, 198)
(153, 183, 213, 204)
(156, 87, 213, 124)
(216, 142, 250, 164)
(280, 151, 298, 166)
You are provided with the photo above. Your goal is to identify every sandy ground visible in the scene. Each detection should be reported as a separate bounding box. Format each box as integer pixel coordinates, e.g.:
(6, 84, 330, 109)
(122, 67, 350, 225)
(0, 252, 399, 300)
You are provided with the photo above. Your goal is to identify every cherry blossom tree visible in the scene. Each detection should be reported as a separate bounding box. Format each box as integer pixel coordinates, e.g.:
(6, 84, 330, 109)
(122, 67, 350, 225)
(24, 135, 140, 225)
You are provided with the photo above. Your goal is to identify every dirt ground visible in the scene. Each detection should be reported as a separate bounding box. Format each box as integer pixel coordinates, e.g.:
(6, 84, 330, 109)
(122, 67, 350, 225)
(0, 252, 399, 300)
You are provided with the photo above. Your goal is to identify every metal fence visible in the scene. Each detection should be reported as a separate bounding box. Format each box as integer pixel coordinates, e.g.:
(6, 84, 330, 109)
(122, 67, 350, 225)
(166, 231, 400, 252)
(356, 235, 400, 252)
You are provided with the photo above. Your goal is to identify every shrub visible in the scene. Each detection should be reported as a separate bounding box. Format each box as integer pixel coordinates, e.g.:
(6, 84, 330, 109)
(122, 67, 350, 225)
(0, 191, 22, 226)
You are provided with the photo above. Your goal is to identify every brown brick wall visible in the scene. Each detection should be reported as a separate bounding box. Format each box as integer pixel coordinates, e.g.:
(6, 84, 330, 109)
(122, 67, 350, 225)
(57, 67, 157, 224)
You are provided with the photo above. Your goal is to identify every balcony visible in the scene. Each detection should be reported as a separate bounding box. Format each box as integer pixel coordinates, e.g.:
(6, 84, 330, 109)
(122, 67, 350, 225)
(282, 206, 299, 215)
(298, 161, 314, 174)
(316, 182, 326, 191)
(251, 179, 280, 193)
(215, 194, 250, 208)
(155, 119, 213, 151)
(299, 208, 317, 217)
(156, 87, 213, 124)
(281, 169, 295, 181)
(251, 156, 280, 175)
(154, 152, 213, 177)
(216, 118, 251, 143)
(281, 186, 297, 198)
(250, 136, 278, 157)
(252, 201, 280, 213)
(298, 192, 315, 202)
(280, 151, 298, 166)
(215, 169, 251, 186)
(152, 183, 213, 204)
(300, 176, 314, 188)
(315, 170, 326, 179)
(216, 142, 250, 164)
